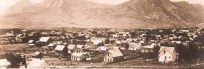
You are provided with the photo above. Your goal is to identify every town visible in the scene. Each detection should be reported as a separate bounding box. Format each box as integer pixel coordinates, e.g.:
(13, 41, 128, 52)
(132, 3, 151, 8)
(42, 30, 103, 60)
(0, 27, 204, 68)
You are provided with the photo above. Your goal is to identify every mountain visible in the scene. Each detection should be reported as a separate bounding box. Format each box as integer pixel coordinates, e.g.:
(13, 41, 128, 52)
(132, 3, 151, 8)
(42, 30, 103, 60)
(0, 0, 204, 29)
(107, 0, 204, 28)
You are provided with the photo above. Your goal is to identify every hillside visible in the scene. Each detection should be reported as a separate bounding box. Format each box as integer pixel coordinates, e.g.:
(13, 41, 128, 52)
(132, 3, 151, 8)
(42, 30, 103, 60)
(0, 0, 204, 29)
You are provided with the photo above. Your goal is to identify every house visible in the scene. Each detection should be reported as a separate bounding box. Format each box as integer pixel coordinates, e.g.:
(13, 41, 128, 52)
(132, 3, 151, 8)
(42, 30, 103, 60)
(71, 48, 89, 61)
(128, 43, 142, 51)
(71, 53, 89, 62)
(28, 40, 35, 46)
(96, 46, 108, 51)
(54, 45, 68, 56)
(38, 37, 52, 46)
(47, 43, 56, 51)
(171, 41, 182, 44)
(158, 46, 178, 63)
(76, 45, 85, 49)
(91, 38, 104, 46)
(0, 33, 15, 44)
(104, 47, 124, 63)
(27, 58, 48, 68)
(32, 51, 43, 58)
(67, 44, 76, 54)
(179, 30, 190, 33)
(141, 43, 155, 53)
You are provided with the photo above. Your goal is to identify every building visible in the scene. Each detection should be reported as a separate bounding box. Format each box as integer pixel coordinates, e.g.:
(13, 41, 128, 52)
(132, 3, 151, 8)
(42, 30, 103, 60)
(71, 48, 89, 62)
(158, 46, 178, 63)
(67, 44, 76, 54)
(96, 46, 108, 51)
(141, 43, 155, 53)
(32, 51, 43, 58)
(71, 53, 89, 62)
(47, 43, 56, 51)
(128, 43, 142, 51)
(38, 37, 52, 46)
(28, 40, 35, 46)
(104, 47, 124, 63)
(54, 45, 68, 56)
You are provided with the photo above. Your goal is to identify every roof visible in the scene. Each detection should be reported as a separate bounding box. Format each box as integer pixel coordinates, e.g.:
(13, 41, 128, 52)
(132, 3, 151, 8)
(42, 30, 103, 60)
(143, 43, 155, 49)
(129, 43, 140, 46)
(28, 44, 35, 46)
(71, 53, 87, 57)
(28, 40, 34, 43)
(172, 41, 182, 44)
(159, 46, 175, 54)
(39, 37, 50, 42)
(77, 45, 84, 49)
(0, 59, 10, 67)
(115, 40, 121, 44)
(55, 45, 66, 51)
(68, 44, 76, 50)
(93, 40, 103, 45)
(96, 46, 108, 51)
(27, 59, 48, 68)
(48, 43, 55, 47)
(33, 51, 41, 56)
(108, 47, 123, 57)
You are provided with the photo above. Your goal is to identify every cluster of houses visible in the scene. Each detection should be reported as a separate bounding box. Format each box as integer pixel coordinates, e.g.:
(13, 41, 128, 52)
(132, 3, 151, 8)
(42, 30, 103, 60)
(0, 28, 203, 68)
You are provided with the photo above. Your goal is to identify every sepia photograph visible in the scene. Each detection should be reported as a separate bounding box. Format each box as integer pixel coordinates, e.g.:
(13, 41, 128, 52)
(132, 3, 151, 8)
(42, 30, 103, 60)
(0, 0, 204, 68)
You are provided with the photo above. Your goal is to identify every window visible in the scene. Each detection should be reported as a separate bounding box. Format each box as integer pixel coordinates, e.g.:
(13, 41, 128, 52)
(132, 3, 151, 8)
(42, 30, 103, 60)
(164, 50, 166, 54)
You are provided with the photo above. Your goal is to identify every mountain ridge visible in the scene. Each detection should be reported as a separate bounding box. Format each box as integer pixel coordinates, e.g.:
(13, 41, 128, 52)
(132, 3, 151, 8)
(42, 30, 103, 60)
(0, 0, 204, 29)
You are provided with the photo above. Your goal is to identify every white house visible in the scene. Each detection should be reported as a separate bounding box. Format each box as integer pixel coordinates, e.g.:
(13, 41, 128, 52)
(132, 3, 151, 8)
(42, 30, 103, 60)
(158, 46, 178, 63)
(71, 53, 89, 62)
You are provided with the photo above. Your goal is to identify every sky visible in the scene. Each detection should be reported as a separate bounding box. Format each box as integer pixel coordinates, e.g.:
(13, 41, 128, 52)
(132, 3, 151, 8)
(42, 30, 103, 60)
(0, 0, 42, 14)
(0, 0, 204, 14)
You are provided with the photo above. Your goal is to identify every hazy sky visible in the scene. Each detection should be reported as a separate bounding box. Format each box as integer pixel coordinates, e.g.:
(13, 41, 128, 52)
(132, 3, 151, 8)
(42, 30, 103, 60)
(0, 0, 204, 14)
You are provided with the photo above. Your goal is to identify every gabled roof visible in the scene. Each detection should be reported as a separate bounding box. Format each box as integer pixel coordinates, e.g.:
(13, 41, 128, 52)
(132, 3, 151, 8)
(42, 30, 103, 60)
(48, 43, 55, 47)
(28, 40, 34, 43)
(108, 47, 124, 57)
(143, 43, 155, 49)
(77, 45, 84, 49)
(159, 46, 175, 54)
(92, 38, 104, 45)
(39, 37, 50, 42)
(55, 45, 66, 51)
(71, 53, 87, 57)
(33, 51, 41, 56)
(97, 46, 108, 51)
(68, 44, 76, 50)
